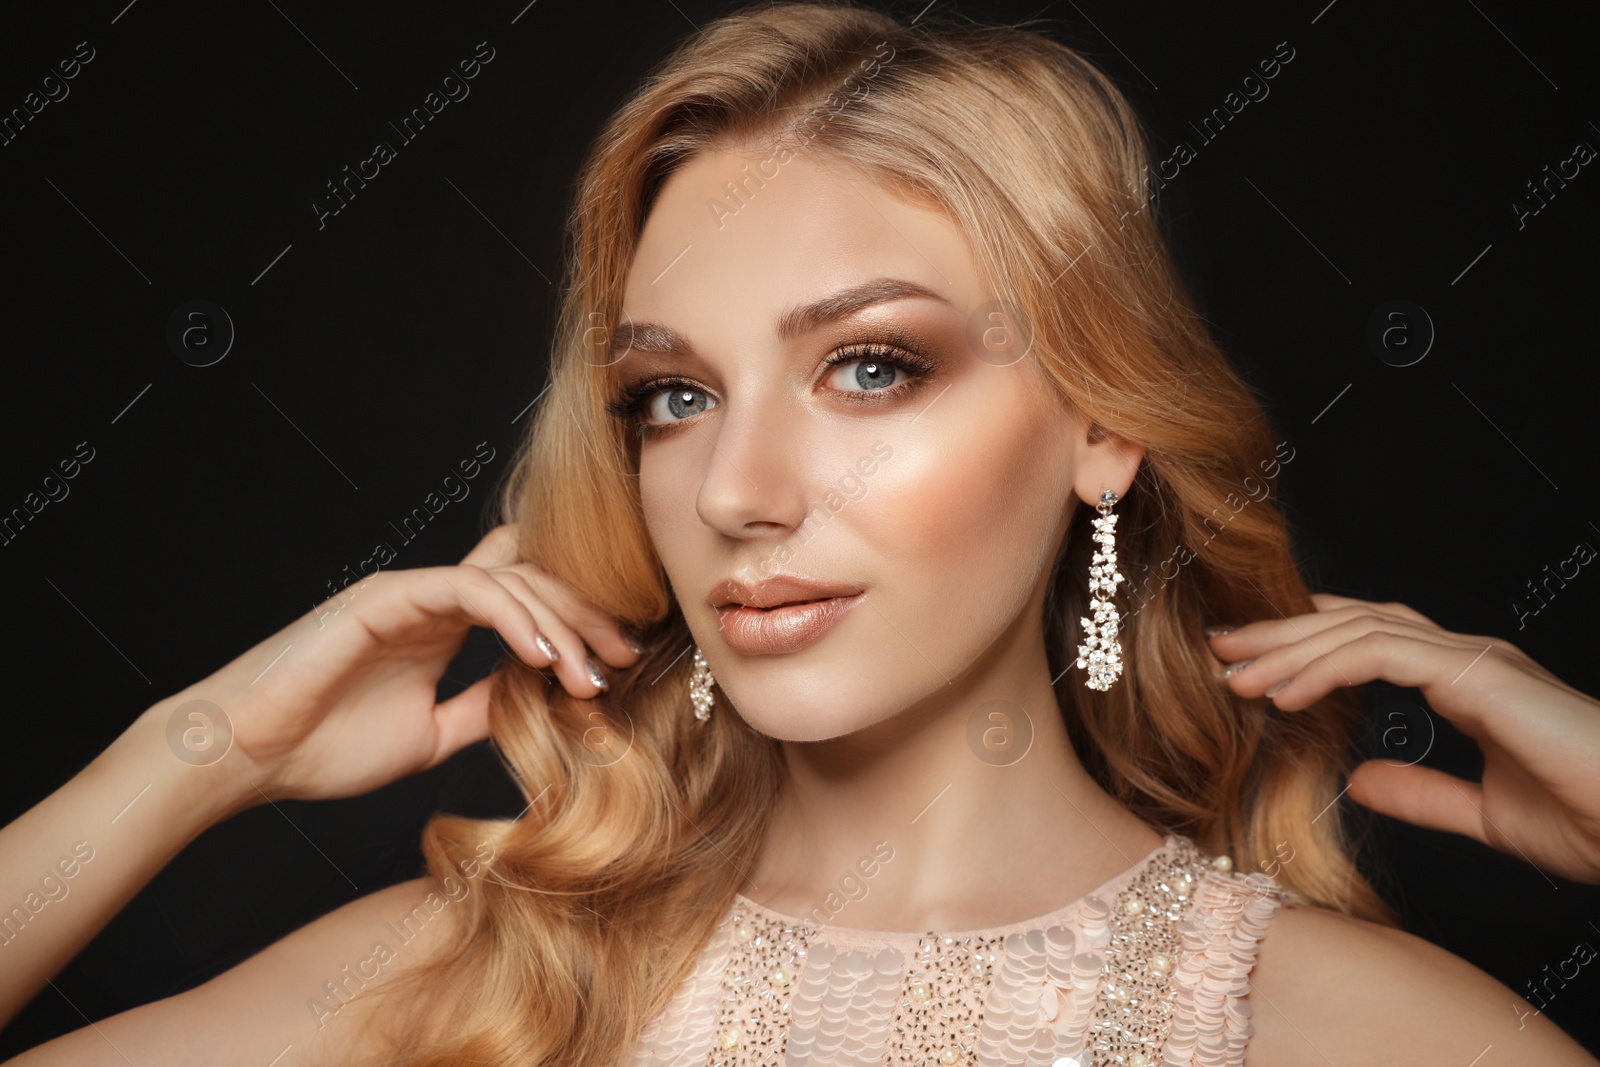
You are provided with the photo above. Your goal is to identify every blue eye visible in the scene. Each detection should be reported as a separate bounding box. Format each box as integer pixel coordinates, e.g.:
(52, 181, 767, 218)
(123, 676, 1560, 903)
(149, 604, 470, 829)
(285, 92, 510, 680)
(825, 352, 904, 392)
(604, 339, 941, 440)
(648, 386, 716, 423)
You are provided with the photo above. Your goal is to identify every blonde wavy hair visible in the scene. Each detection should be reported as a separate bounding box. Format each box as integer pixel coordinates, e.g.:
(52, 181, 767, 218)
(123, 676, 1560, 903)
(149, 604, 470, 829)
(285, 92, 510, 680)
(360, 2, 1397, 1062)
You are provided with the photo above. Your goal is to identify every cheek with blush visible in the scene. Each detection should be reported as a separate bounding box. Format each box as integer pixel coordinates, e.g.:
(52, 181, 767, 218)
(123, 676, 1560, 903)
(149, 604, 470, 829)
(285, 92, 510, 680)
(863, 390, 1072, 661)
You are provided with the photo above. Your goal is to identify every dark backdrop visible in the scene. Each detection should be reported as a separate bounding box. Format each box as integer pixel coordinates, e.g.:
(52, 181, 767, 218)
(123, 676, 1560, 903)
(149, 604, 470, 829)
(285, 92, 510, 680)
(2, 0, 1597, 1057)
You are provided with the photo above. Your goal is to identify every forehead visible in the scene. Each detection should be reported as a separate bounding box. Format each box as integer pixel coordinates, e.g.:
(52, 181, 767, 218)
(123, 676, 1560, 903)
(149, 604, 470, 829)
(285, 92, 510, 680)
(620, 149, 984, 331)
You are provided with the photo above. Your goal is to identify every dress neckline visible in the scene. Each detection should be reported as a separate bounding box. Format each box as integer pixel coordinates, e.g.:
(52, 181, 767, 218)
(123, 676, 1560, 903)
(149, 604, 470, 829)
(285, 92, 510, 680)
(732, 832, 1176, 941)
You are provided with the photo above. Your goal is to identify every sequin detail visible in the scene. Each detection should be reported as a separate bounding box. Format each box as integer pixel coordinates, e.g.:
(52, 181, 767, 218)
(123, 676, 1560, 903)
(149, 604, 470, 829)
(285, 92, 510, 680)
(631, 923, 734, 1066)
(621, 834, 1284, 1067)
(1163, 868, 1283, 1066)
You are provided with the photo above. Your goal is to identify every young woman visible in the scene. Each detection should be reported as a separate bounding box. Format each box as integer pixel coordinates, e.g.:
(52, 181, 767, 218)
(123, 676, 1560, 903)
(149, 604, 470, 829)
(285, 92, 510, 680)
(3, 2, 1598, 1065)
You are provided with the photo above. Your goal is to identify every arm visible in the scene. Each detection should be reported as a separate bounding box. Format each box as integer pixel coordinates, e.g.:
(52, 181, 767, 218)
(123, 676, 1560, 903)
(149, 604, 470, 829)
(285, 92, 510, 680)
(0, 696, 254, 1029)
(0, 524, 637, 1047)
(0, 875, 463, 1066)
(1209, 594, 1600, 885)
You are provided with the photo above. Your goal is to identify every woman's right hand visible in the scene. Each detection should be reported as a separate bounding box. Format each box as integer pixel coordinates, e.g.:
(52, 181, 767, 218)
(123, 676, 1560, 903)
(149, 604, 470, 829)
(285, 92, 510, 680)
(150, 523, 645, 815)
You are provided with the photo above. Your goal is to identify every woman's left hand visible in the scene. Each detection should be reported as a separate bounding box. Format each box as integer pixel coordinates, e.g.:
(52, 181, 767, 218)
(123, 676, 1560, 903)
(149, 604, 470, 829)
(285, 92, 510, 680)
(1207, 593, 1600, 884)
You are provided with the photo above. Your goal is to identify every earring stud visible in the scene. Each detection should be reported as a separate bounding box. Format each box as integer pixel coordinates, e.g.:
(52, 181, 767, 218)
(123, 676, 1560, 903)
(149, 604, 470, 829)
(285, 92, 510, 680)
(1076, 489, 1125, 691)
(689, 645, 716, 722)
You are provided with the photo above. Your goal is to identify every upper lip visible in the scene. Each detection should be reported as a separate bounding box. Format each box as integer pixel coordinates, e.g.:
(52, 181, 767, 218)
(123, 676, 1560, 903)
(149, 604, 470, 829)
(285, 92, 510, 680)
(708, 574, 864, 610)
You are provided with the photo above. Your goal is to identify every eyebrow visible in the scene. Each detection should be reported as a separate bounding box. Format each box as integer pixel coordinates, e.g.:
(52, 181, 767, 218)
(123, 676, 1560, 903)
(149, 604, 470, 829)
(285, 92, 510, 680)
(609, 276, 952, 360)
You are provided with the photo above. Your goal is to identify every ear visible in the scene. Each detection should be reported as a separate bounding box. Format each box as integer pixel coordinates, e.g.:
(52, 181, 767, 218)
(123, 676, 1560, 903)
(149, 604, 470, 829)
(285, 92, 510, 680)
(1072, 421, 1144, 508)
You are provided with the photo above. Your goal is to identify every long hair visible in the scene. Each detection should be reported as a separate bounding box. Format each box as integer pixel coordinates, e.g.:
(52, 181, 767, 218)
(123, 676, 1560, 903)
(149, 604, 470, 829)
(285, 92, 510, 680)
(358, 2, 1395, 1063)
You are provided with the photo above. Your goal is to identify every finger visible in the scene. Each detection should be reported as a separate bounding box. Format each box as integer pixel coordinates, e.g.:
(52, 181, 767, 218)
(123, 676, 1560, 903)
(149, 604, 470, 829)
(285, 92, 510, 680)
(1307, 592, 1390, 613)
(460, 523, 521, 570)
(1308, 592, 1438, 628)
(491, 569, 610, 697)
(1220, 615, 1484, 699)
(1209, 601, 1441, 663)
(1208, 602, 1375, 660)
(1252, 630, 1504, 725)
(428, 674, 496, 769)
(496, 562, 645, 669)
(1345, 759, 1487, 845)
(389, 564, 548, 669)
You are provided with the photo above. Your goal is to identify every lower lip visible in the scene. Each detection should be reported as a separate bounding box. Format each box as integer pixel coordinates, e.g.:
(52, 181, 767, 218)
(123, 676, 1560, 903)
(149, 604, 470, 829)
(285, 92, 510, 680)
(715, 593, 865, 655)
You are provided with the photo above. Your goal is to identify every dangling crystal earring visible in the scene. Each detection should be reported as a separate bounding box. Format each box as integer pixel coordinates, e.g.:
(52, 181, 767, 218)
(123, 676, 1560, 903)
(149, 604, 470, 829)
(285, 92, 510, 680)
(689, 646, 716, 722)
(1076, 489, 1125, 691)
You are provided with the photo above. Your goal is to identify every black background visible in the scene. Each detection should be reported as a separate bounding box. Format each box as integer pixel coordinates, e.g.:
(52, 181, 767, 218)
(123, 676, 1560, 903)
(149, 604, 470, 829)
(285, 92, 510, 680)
(2, 0, 1597, 1057)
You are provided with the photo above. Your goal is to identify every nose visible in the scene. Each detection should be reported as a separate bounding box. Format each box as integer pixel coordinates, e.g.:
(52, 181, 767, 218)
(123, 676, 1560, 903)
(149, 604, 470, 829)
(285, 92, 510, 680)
(694, 386, 813, 542)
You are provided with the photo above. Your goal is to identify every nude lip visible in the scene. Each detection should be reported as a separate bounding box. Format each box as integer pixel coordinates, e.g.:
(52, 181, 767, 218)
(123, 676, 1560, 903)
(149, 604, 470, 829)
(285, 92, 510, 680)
(715, 593, 865, 655)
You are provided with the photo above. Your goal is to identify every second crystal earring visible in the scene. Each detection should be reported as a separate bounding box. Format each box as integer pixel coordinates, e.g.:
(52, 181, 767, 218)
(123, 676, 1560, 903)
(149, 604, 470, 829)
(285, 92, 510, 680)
(1076, 489, 1125, 691)
(689, 645, 716, 722)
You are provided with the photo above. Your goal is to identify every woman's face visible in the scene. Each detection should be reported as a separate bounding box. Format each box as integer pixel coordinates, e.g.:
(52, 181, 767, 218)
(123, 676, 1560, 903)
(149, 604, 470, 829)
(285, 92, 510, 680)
(613, 147, 1109, 742)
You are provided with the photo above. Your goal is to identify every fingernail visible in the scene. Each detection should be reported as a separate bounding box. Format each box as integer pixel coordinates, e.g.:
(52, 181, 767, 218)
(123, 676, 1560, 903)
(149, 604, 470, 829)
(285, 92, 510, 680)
(585, 657, 609, 690)
(622, 629, 648, 655)
(535, 633, 560, 662)
(1203, 625, 1236, 636)
(1222, 658, 1253, 678)
(1264, 678, 1291, 698)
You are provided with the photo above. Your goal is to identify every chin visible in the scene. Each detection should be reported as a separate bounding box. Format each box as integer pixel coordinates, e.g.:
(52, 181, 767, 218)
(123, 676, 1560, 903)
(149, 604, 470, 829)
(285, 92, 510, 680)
(715, 678, 905, 743)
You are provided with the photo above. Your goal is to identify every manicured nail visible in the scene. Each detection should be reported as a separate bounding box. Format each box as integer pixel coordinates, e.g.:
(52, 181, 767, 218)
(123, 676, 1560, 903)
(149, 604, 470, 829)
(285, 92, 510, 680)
(622, 629, 648, 655)
(534, 633, 560, 662)
(585, 657, 609, 690)
(1203, 625, 1236, 636)
(1222, 658, 1253, 678)
(1264, 678, 1291, 698)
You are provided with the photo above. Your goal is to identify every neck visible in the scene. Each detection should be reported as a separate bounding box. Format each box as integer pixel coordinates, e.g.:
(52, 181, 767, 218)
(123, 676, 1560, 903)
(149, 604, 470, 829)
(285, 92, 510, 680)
(744, 593, 1163, 933)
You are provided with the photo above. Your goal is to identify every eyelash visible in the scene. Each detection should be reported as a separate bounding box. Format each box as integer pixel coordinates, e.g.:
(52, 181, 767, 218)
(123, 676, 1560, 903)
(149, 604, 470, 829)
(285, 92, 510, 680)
(604, 341, 940, 440)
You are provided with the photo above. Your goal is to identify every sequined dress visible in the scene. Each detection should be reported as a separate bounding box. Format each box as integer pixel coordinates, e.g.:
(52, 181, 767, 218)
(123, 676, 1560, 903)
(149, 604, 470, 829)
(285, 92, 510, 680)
(625, 834, 1284, 1067)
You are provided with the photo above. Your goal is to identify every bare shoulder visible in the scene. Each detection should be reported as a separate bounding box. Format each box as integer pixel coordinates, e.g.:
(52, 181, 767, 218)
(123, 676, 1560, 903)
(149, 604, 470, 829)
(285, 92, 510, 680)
(1245, 899, 1598, 1066)
(1, 875, 465, 1067)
